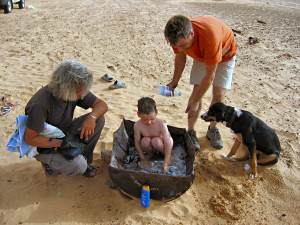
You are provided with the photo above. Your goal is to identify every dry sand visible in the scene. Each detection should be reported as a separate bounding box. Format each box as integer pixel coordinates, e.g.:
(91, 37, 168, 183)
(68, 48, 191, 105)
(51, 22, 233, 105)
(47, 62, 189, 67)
(0, 0, 299, 224)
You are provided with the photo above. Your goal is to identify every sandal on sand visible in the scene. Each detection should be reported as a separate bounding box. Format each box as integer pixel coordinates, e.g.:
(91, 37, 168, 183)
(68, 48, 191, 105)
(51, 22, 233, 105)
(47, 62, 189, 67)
(41, 162, 56, 176)
(83, 165, 97, 178)
(101, 73, 113, 82)
(109, 80, 126, 89)
(249, 37, 258, 45)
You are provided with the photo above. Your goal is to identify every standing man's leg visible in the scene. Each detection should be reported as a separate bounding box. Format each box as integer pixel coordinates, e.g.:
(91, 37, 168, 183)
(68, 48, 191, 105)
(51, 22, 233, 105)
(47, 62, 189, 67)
(205, 86, 226, 149)
(188, 60, 205, 151)
(206, 55, 236, 149)
(187, 104, 201, 151)
(188, 98, 202, 132)
(209, 86, 226, 130)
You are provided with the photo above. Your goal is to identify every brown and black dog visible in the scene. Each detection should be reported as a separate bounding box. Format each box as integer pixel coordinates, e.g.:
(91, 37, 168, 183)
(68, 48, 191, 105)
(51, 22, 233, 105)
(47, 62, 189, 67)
(201, 103, 281, 177)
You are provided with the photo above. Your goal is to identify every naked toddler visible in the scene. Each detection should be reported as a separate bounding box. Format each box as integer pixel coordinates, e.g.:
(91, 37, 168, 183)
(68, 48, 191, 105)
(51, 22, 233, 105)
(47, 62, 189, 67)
(134, 97, 173, 172)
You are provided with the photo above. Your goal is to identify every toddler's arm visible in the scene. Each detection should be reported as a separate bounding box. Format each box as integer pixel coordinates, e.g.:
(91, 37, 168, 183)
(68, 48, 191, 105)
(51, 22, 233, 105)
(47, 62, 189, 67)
(134, 123, 145, 160)
(161, 122, 173, 172)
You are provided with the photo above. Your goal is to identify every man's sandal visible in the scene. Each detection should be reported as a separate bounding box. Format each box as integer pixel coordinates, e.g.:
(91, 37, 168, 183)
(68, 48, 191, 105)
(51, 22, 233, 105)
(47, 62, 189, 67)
(101, 73, 113, 82)
(83, 165, 97, 178)
(109, 80, 126, 89)
(41, 162, 57, 176)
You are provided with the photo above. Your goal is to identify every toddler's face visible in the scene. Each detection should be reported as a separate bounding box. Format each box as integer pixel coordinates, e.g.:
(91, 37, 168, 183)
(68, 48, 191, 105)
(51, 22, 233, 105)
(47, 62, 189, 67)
(139, 112, 157, 126)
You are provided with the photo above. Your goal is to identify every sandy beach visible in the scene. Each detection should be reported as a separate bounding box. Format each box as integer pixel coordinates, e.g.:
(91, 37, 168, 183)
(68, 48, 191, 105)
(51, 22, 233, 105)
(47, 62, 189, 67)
(0, 0, 299, 224)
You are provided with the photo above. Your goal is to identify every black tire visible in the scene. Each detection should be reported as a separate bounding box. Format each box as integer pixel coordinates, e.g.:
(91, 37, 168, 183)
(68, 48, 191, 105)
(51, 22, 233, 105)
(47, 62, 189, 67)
(4, 0, 12, 13)
(19, 0, 25, 9)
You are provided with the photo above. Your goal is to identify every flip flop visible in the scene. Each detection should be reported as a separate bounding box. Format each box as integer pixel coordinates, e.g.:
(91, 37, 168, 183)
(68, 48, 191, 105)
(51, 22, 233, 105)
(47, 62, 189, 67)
(109, 80, 126, 89)
(41, 162, 57, 176)
(101, 73, 113, 82)
(249, 37, 258, 45)
(83, 164, 97, 178)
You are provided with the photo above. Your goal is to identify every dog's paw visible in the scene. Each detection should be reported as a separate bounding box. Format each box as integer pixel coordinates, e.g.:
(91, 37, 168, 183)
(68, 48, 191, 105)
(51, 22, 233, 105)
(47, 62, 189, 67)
(244, 164, 250, 171)
(249, 174, 258, 178)
(222, 154, 236, 162)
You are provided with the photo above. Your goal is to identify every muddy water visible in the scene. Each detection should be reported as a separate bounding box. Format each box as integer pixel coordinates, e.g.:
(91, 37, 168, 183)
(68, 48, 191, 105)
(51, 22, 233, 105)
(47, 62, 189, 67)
(123, 145, 187, 176)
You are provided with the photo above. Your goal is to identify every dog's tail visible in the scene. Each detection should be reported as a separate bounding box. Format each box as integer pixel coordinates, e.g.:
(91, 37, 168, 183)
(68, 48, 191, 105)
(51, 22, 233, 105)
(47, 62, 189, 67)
(257, 153, 279, 166)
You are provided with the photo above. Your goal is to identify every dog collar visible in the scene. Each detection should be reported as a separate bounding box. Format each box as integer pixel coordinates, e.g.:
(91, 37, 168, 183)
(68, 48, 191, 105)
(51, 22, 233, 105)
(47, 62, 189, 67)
(234, 107, 243, 118)
(226, 107, 243, 127)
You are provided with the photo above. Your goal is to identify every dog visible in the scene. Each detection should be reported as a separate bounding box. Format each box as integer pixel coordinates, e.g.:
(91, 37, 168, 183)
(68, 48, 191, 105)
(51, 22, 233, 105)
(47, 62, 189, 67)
(201, 103, 281, 177)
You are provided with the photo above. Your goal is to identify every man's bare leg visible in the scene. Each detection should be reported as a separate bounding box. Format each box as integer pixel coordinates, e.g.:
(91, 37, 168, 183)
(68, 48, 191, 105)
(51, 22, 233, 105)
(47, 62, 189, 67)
(188, 99, 201, 151)
(206, 86, 226, 149)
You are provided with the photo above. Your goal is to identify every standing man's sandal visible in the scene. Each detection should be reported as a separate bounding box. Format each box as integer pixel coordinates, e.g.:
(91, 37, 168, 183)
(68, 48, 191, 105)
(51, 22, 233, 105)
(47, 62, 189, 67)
(206, 126, 223, 149)
(188, 130, 201, 151)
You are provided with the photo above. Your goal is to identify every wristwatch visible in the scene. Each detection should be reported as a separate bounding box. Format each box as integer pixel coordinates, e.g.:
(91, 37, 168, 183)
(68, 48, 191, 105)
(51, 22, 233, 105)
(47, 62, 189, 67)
(49, 138, 53, 147)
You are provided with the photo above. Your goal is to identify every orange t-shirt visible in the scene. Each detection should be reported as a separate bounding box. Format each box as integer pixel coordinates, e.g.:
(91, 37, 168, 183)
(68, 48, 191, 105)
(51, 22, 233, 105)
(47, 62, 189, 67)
(173, 16, 237, 65)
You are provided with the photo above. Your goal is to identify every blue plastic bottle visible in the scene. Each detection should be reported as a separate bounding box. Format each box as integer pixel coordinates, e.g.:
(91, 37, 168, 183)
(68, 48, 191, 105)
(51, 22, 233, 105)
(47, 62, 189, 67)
(140, 185, 150, 208)
(155, 85, 182, 97)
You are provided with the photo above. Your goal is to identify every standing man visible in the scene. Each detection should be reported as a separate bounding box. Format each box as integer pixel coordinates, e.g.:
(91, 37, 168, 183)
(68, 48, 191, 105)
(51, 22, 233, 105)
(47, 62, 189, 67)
(164, 15, 237, 150)
(25, 60, 108, 177)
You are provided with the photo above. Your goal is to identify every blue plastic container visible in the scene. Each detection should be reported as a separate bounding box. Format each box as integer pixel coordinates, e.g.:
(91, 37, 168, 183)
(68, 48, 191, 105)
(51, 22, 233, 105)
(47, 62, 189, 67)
(155, 85, 182, 97)
(140, 185, 150, 208)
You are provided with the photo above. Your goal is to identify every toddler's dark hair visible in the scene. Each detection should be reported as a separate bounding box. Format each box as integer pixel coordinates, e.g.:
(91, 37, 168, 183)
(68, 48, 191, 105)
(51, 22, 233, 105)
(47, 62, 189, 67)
(138, 97, 156, 115)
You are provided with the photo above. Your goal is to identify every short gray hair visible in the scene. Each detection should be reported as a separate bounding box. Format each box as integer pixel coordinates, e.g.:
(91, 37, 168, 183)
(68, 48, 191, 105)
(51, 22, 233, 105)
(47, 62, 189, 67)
(164, 15, 193, 46)
(48, 60, 93, 101)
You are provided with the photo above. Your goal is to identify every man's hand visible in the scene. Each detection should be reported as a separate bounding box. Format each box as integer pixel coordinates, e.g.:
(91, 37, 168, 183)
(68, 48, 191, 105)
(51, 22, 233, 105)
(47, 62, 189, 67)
(78, 97, 108, 141)
(166, 80, 178, 91)
(166, 81, 178, 96)
(78, 115, 96, 141)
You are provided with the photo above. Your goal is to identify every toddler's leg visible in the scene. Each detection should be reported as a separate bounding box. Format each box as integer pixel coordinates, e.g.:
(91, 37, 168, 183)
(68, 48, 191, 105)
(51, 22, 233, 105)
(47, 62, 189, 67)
(141, 137, 152, 152)
(141, 137, 155, 160)
(151, 137, 165, 152)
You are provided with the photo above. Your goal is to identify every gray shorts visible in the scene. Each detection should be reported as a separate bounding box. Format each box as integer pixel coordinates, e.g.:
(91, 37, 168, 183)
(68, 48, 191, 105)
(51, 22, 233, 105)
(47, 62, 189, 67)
(35, 152, 87, 177)
(190, 55, 236, 89)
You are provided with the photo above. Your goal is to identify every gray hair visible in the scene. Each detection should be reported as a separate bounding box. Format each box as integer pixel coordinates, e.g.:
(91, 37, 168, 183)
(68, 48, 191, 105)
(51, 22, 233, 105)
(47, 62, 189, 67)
(164, 15, 193, 46)
(48, 60, 93, 101)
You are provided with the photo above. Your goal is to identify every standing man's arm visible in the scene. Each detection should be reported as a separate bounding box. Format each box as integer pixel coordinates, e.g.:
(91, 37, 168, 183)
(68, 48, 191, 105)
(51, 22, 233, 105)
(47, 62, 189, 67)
(79, 98, 108, 140)
(185, 64, 218, 119)
(167, 52, 187, 90)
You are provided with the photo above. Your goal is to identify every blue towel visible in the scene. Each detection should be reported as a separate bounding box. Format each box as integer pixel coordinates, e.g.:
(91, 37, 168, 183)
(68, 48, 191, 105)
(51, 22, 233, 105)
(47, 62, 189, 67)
(6, 115, 65, 158)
